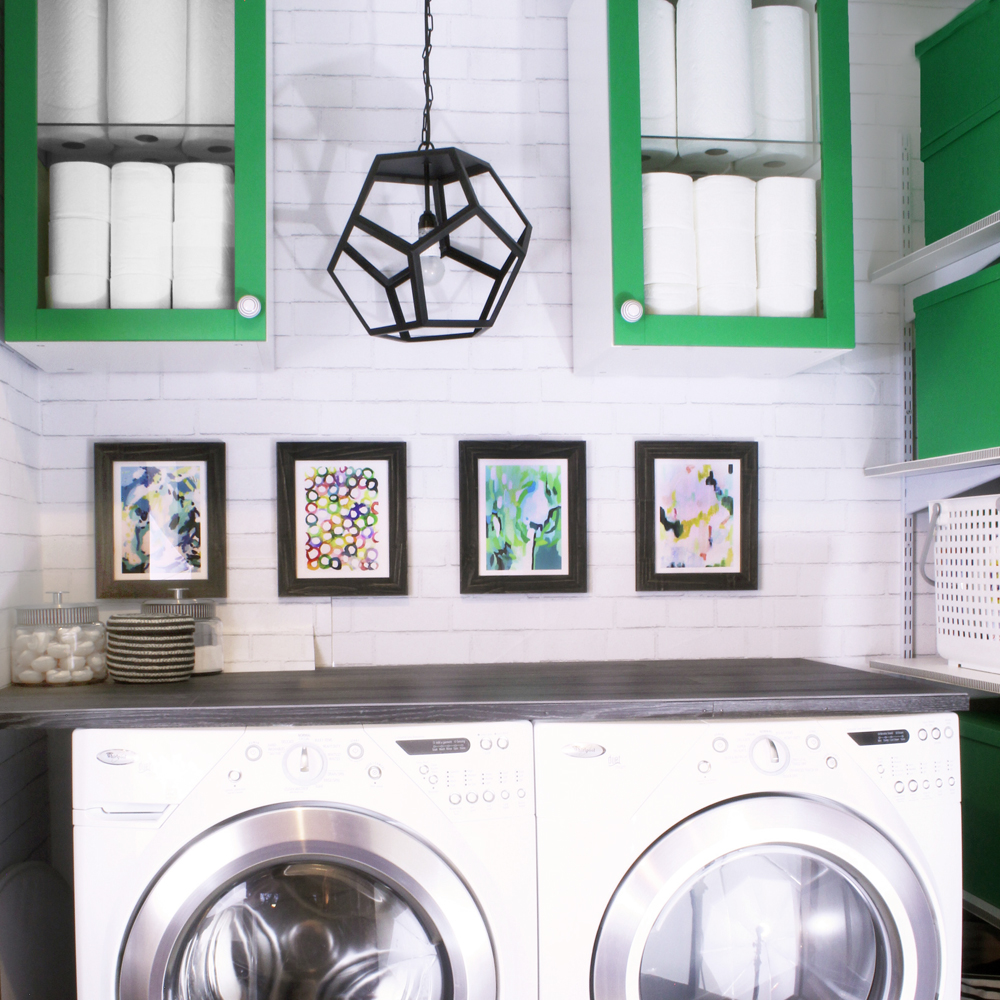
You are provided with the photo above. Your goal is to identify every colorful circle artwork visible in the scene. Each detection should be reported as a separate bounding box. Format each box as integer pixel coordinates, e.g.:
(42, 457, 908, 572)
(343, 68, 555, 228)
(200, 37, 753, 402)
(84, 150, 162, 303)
(303, 465, 380, 572)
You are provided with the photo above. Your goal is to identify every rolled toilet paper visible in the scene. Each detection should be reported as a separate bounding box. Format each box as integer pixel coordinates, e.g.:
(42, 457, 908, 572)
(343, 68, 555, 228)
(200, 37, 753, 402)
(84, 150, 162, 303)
(183, 0, 235, 160)
(642, 172, 693, 230)
(49, 162, 111, 221)
(645, 282, 698, 315)
(111, 219, 172, 278)
(756, 232, 817, 289)
(757, 285, 815, 318)
(639, 0, 677, 138)
(47, 274, 110, 309)
(676, 0, 754, 167)
(751, 5, 813, 142)
(107, 0, 187, 148)
(37, 0, 108, 155)
(173, 274, 234, 309)
(173, 164, 235, 221)
(756, 177, 816, 234)
(698, 284, 757, 316)
(111, 274, 172, 309)
(173, 244, 235, 278)
(111, 163, 174, 223)
(643, 227, 697, 285)
(49, 218, 111, 277)
(696, 229, 756, 287)
(173, 218, 234, 249)
(693, 176, 756, 234)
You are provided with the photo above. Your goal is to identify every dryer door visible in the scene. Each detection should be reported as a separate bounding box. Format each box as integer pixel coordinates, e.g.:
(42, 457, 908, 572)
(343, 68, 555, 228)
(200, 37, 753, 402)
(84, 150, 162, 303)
(119, 804, 496, 1000)
(592, 796, 939, 1000)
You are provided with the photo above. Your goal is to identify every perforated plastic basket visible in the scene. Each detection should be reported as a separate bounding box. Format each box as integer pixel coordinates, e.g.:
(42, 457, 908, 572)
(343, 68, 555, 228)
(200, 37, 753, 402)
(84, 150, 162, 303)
(934, 494, 1000, 673)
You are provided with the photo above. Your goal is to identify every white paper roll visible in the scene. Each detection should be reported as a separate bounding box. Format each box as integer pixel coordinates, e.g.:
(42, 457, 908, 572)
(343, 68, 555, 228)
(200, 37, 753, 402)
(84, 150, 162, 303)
(111, 220, 172, 278)
(173, 218, 234, 249)
(676, 0, 754, 166)
(643, 227, 697, 284)
(183, 0, 235, 160)
(49, 219, 111, 277)
(756, 232, 817, 288)
(756, 176, 817, 233)
(111, 274, 172, 309)
(639, 0, 677, 138)
(173, 163, 235, 221)
(758, 285, 815, 317)
(697, 230, 756, 287)
(751, 5, 813, 142)
(173, 274, 234, 309)
(645, 282, 698, 315)
(111, 163, 174, 222)
(173, 245, 235, 277)
(698, 284, 757, 316)
(49, 162, 111, 221)
(47, 274, 110, 309)
(107, 0, 187, 148)
(694, 176, 756, 233)
(37, 0, 107, 125)
(642, 172, 693, 229)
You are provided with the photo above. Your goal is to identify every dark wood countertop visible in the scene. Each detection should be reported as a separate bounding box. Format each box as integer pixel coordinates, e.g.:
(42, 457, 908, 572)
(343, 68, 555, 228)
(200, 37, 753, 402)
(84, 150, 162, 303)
(0, 659, 969, 728)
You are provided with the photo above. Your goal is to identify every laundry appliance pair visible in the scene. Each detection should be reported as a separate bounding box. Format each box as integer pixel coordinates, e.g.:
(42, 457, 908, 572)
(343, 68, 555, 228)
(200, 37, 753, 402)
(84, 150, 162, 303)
(73, 713, 961, 1000)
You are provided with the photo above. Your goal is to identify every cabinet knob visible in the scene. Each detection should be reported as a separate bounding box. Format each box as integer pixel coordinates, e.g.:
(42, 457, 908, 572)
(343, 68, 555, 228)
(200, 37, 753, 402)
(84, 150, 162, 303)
(237, 295, 262, 319)
(620, 299, 643, 323)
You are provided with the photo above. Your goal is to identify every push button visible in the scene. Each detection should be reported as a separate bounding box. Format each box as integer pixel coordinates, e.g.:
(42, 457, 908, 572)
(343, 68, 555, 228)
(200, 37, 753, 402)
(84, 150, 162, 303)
(228, 770, 242, 782)
(517, 788, 526, 798)
(712, 738, 728, 753)
(368, 765, 382, 780)
(826, 756, 837, 769)
(449, 793, 461, 805)
(466, 792, 478, 804)
(245, 745, 262, 761)
(497, 737, 509, 750)
(483, 791, 494, 802)
(894, 781, 904, 793)
(697, 760, 711, 773)
(908, 780, 918, 792)
(931, 728, 941, 740)
(918, 729, 928, 741)
(480, 738, 492, 750)
(945, 726, 954, 738)
(806, 735, 821, 750)
(347, 743, 364, 760)
(501, 790, 510, 800)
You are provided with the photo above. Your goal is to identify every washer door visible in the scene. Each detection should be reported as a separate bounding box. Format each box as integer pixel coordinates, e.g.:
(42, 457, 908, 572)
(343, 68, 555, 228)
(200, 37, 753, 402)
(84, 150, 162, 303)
(592, 796, 940, 1000)
(119, 805, 496, 1000)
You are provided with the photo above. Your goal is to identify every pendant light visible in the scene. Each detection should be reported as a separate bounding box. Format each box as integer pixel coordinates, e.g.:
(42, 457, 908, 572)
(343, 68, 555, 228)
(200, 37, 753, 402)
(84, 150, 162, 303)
(328, 0, 532, 342)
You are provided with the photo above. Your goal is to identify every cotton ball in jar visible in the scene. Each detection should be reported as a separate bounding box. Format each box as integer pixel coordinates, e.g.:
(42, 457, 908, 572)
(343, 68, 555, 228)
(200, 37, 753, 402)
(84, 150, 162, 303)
(61, 656, 88, 671)
(17, 670, 44, 685)
(47, 642, 72, 659)
(46, 669, 72, 684)
(31, 655, 57, 672)
(70, 668, 94, 683)
(74, 640, 95, 657)
(28, 631, 54, 653)
(56, 626, 82, 644)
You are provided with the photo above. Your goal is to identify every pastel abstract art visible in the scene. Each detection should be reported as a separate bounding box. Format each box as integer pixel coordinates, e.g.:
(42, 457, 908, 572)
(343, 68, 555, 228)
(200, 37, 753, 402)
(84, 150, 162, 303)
(654, 458, 741, 573)
(479, 461, 567, 575)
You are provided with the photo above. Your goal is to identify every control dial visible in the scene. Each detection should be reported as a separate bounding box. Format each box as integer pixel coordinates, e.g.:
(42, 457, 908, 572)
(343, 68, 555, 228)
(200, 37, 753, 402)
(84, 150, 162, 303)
(283, 743, 328, 785)
(750, 735, 790, 774)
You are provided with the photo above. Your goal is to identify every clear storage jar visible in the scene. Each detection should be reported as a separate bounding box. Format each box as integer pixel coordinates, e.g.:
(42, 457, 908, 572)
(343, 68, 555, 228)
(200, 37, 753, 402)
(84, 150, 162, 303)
(142, 591, 224, 675)
(11, 595, 106, 685)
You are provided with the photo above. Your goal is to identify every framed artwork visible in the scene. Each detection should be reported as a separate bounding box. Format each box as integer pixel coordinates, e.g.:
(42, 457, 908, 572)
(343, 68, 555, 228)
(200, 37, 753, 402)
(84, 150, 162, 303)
(459, 440, 587, 594)
(276, 442, 407, 597)
(635, 441, 758, 591)
(94, 441, 227, 599)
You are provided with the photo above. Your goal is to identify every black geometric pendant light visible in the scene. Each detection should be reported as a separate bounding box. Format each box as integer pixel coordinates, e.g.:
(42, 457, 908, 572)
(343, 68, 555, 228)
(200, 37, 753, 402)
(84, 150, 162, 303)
(328, 0, 532, 342)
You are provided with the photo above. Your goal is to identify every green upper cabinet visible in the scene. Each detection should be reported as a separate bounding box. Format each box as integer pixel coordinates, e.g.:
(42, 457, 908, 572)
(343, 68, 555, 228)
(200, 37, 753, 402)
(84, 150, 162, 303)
(568, 0, 855, 377)
(3, 0, 268, 363)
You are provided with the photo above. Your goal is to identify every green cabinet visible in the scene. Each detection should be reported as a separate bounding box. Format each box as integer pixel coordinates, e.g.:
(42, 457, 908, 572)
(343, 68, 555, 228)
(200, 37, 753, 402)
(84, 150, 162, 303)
(960, 712, 1000, 916)
(2, 0, 268, 356)
(568, 0, 855, 377)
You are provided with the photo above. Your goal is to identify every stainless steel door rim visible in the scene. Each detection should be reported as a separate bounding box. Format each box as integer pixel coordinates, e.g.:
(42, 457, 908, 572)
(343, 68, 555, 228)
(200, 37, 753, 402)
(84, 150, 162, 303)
(592, 795, 940, 1000)
(119, 803, 497, 999)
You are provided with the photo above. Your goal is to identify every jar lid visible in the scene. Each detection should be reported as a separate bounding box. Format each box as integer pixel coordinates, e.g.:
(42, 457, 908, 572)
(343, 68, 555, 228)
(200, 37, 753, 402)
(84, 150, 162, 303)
(141, 600, 216, 620)
(15, 603, 100, 626)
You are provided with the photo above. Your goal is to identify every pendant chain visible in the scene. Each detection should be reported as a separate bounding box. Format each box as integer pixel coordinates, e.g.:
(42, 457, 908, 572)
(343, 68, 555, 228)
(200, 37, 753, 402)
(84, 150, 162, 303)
(419, 0, 435, 150)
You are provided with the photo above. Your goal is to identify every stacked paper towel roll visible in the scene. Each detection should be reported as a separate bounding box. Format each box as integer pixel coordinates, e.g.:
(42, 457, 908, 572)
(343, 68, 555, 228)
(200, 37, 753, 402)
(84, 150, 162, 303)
(173, 164, 235, 309)
(110, 163, 173, 308)
(639, 0, 677, 155)
(37, 0, 110, 154)
(107, 0, 187, 149)
(642, 173, 697, 315)
(694, 176, 757, 316)
(47, 162, 111, 308)
(183, 0, 236, 161)
(676, 0, 755, 169)
(756, 177, 817, 317)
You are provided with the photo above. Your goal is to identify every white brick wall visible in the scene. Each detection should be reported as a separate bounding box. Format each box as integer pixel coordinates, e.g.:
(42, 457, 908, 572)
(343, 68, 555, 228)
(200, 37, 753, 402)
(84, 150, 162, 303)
(0, 346, 43, 686)
(34, 0, 972, 671)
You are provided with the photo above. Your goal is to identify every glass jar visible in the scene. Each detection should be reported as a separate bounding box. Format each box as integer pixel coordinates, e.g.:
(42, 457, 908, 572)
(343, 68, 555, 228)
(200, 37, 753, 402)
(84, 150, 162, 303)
(11, 593, 107, 685)
(142, 590, 224, 675)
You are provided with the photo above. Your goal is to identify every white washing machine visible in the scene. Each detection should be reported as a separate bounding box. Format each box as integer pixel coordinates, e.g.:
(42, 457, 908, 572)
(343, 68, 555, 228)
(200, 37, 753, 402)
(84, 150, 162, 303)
(73, 722, 537, 1000)
(535, 714, 962, 1000)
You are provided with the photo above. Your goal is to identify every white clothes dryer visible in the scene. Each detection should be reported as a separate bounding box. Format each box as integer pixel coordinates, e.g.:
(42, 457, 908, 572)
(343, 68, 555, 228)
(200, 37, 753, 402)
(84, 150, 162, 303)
(535, 714, 961, 1000)
(73, 722, 537, 1000)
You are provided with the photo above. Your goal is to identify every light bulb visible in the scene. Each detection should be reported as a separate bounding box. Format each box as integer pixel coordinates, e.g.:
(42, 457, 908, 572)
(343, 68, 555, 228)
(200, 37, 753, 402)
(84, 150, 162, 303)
(418, 211, 446, 287)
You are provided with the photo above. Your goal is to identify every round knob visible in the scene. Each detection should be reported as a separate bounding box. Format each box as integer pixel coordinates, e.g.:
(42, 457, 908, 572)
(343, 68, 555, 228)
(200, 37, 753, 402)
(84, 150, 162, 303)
(283, 743, 327, 784)
(237, 294, 262, 319)
(620, 298, 644, 323)
(750, 736, 790, 774)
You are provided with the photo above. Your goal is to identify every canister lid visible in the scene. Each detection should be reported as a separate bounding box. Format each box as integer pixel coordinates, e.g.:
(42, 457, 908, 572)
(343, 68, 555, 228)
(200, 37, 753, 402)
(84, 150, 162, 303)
(142, 589, 216, 619)
(15, 592, 99, 627)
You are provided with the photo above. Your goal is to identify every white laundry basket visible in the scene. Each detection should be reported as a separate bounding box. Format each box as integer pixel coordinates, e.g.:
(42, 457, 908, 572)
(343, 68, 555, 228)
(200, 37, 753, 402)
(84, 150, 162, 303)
(925, 494, 1000, 674)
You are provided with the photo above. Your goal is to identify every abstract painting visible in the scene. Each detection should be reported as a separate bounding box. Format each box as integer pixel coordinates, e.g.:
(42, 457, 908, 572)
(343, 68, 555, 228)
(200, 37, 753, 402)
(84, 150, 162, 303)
(95, 442, 227, 599)
(277, 443, 407, 597)
(460, 441, 587, 594)
(635, 441, 758, 591)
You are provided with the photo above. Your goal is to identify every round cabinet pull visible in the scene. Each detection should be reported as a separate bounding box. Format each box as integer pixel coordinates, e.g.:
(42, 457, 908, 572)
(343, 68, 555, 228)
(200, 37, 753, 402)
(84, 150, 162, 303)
(620, 299, 644, 323)
(237, 294, 262, 319)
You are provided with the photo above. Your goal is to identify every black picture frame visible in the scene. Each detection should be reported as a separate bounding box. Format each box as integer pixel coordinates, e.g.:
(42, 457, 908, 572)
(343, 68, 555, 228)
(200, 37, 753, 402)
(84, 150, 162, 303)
(459, 440, 587, 594)
(635, 441, 758, 591)
(276, 442, 408, 597)
(94, 441, 228, 600)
